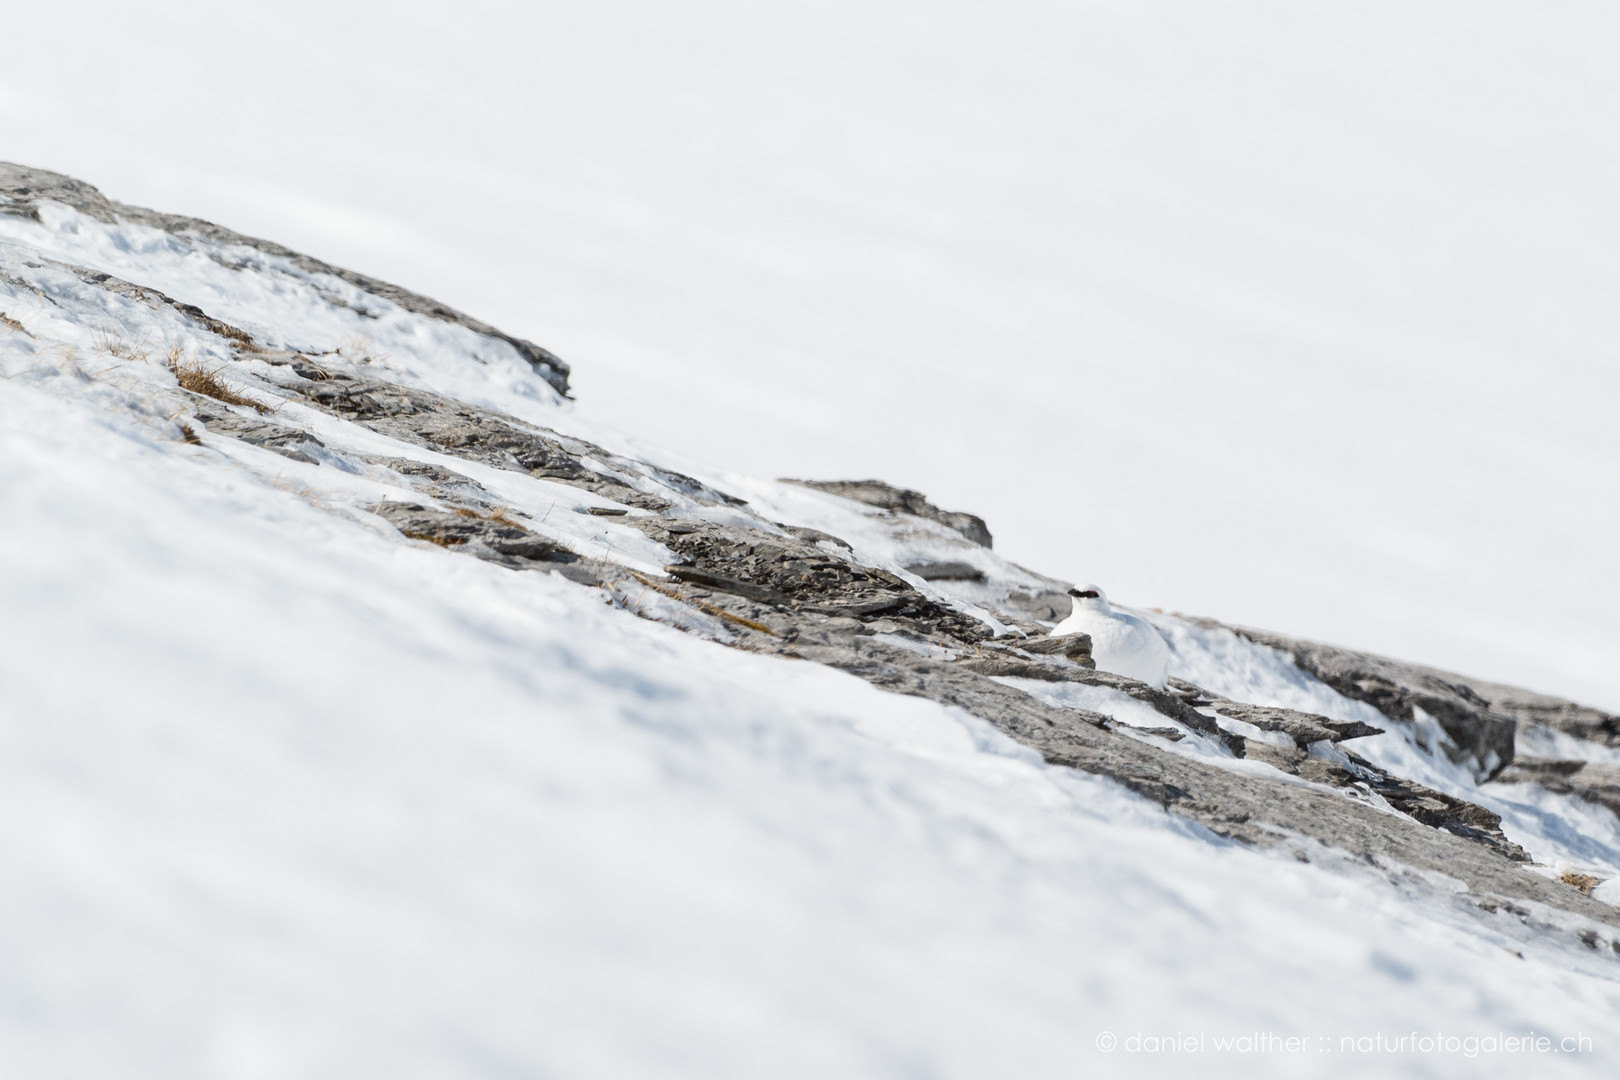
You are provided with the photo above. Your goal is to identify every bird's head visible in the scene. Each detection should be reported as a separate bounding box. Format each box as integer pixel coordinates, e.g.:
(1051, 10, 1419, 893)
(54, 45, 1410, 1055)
(1067, 585, 1109, 610)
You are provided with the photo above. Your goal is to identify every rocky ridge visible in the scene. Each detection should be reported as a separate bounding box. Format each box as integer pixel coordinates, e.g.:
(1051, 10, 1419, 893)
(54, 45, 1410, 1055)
(5, 162, 1620, 947)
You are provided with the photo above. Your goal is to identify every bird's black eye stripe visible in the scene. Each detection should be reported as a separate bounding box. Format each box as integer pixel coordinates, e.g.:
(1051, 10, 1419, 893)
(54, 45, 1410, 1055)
(1068, 588, 1100, 598)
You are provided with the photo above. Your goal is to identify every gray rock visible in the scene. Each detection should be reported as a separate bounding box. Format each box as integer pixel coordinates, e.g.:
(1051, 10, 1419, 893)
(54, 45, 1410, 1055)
(1212, 702, 1383, 746)
(1003, 588, 1074, 624)
(1186, 619, 1517, 780)
(370, 502, 577, 567)
(1494, 758, 1620, 817)
(664, 565, 789, 605)
(638, 518, 988, 641)
(782, 478, 994, 547)
(369, 457, 475, 484)
(955, 656, 1081, 681)
(904, 560, 986, 582)
(192, 407, 326, 464)
(1239, 741, 1527, 862)
(289, 368, 678, 510)
(1111, 724, 1187, 742)
(357, 455, 493, 506)
(1468, 683, 1620, 749)
(0, 162, 571, 396)
(1167, 680, 1384, 746)
(778, 524, 853, 551)
(1016, 633, 1094, 663)
(900, 566, 984, 582)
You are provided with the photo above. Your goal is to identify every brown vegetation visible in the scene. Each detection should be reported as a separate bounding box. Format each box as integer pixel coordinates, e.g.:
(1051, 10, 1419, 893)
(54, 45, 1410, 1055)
(167, 348, 271, 414)
(93, 325, 149, 362)
(1561, 871, 1601, 894)
(452, 505, 524, 527)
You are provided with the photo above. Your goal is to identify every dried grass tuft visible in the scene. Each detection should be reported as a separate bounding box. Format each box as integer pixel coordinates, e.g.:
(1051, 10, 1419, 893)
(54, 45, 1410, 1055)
(93, 325, 150, 363)
(1562, 871, 1601, 894)
(167, 347, 271, 414)
(451, 505, 524, 526)
(216, 324, 256, 349)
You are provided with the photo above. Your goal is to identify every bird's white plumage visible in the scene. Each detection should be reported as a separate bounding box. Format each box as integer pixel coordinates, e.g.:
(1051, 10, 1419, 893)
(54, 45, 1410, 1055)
(1052, 585, 1171, 688)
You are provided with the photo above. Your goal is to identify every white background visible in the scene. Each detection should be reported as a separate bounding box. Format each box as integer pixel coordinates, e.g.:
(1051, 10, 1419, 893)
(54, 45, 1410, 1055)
(5, 0, 1618, 707)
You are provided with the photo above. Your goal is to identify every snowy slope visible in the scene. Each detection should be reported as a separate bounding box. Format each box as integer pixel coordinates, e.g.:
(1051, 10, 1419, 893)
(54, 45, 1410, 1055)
(5, 170, 1620, 1079)
(3, 1, 1619, 711)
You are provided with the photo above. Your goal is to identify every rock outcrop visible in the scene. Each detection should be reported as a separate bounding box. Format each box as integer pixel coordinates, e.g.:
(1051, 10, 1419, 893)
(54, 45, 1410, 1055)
(0, 162, 570, 396)
(6, 160, 1619, 942)
(1184, 620, 1520, 781)
(783, 478, 993, 547)
(1496, 759, 1620, 818)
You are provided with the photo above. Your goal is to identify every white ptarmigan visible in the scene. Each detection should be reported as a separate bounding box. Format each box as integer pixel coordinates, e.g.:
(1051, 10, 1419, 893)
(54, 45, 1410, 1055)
(1052, 585, 1171, 688)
